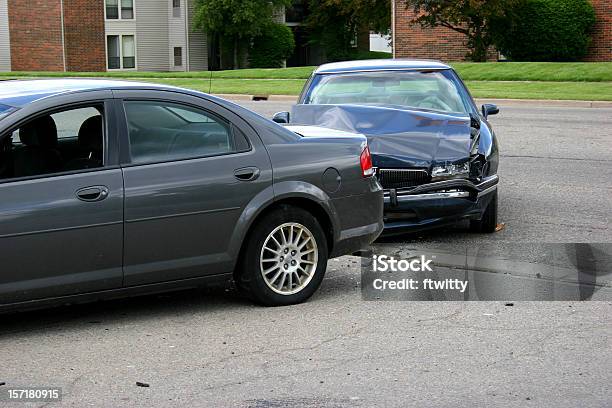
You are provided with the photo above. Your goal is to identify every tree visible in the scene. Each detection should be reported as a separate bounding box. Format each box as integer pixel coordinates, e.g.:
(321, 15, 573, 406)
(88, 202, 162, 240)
(405, 0, 525, 62)
(305, 0, 391, 61)
(194, 0, 291, 69)
(326, 0, 391, 34)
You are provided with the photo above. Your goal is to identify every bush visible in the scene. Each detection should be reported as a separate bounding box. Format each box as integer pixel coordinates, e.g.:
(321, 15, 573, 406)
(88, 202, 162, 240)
(249, 23, 295, 68)
(351, 51, 392, 60)
(495, 0, 596, 61)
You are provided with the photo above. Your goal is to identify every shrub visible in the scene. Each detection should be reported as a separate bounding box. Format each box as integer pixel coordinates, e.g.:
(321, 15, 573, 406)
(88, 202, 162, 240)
(495, 0, 596, 61)
(249, 23, 295, 68)
(351, 50, 392, 60)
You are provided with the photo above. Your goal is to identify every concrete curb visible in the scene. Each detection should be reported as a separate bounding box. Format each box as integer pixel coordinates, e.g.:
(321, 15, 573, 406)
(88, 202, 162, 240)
(214, 93, 612, 108)
(214, 93, 298, 102)
(476, 98, 612, 108)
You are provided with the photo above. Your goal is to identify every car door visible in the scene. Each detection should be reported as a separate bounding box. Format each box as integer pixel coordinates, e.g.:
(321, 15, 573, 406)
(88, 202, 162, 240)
(114, 90, 273, 286)
(0, 92, 124, 305)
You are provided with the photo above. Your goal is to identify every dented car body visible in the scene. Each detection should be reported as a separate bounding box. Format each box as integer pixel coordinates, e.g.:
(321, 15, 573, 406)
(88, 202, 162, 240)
(275, 60, 500, 234)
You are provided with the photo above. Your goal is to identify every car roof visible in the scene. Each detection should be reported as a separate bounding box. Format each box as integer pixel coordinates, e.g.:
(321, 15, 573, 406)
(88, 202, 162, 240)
(314, 59, 451, 74)
(0, 79, 186, 108)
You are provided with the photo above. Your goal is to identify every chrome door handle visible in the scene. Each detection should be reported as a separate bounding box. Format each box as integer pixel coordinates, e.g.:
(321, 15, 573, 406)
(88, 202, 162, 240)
(76, 186, 109, 202)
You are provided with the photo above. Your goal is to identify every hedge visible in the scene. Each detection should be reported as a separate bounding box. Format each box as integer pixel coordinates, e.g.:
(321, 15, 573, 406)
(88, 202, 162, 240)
(495, 0, 596, 61)
(249, 23, 295, 68)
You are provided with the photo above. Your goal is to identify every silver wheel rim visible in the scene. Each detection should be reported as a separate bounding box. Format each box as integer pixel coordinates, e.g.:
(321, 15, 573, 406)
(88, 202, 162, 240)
(260, 222, 319, 295)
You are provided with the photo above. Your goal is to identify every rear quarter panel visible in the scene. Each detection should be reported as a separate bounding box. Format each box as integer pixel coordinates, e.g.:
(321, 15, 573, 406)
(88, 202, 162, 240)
(265, 136, 382, 235)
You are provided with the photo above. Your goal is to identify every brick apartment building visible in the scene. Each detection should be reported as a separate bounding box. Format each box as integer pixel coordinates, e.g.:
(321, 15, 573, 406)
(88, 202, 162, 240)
(392, 0, 611, 62)
(0, 0, 208, 72)
(0, 0, 609, 72)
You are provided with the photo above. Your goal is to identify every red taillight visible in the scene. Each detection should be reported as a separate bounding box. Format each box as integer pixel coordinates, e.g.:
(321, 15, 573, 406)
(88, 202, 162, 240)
(360, 145, 374, 177)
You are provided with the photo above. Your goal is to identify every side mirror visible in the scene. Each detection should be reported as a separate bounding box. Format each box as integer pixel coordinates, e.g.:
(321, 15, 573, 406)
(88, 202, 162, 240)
(272, 111, 290, 124)
(482, 104, 499, 118)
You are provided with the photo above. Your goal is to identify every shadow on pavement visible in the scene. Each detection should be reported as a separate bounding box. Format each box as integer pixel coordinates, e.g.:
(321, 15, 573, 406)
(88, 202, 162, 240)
(0, 266, 360, 337)
(0, 285, 250, 337)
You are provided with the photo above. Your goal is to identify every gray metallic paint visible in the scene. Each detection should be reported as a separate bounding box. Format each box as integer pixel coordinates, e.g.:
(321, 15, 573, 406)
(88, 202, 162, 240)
(0, 80, 383, 310)
(0, 169, 124, 303)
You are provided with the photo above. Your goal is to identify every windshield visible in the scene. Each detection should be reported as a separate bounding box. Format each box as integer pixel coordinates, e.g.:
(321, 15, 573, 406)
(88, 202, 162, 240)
(304, 70, 469, 114)
(0, 103, 18, 121)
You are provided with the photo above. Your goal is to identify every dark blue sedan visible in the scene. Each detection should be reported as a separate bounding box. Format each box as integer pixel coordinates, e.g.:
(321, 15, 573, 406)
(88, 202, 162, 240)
(274, 59, 500, 234)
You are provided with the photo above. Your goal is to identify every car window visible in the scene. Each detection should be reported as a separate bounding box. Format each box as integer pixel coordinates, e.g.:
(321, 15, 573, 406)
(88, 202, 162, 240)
(305, 70, 469, 114)
(11, 107, 101, 144)
(52, 107, 102, 139)
(124, 101, 250, 164)
(0, 104, 105, 181)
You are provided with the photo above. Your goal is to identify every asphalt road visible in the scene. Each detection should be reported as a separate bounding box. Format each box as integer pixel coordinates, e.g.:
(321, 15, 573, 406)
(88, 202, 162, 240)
(1, 101, 610, 407)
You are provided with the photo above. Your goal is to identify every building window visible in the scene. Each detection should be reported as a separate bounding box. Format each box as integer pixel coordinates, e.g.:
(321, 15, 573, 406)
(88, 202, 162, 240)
(123, 36, 136, 68)
(106, 0, 134, 20)
(106, 0, 119, 19)
(121, 0, 134, 19)
(107, 36, 120, 69)
(286, 0, 306, 24)
(107, 35, 136, 70)
(174, 47, 183, 67)
(172, 0, 181, 17)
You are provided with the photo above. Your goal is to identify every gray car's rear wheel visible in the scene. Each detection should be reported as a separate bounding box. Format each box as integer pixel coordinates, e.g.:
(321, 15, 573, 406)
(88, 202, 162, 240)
(236, 205, 328, 306)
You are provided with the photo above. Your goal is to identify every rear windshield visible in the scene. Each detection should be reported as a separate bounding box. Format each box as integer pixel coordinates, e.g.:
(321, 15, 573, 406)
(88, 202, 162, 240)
(0, 103, 18, 121)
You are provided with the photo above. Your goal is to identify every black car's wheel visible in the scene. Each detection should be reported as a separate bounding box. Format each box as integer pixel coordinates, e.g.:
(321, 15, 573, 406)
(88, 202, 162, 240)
(236, 206, 328, 306)
(470, 190, 498, 233)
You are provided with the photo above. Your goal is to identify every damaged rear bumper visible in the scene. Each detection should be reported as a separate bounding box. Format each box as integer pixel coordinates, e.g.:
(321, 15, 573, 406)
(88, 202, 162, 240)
(382, 175, 499, 234)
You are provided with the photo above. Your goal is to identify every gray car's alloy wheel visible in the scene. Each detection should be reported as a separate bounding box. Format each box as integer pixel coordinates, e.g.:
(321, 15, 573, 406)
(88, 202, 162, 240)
(236, 205, 328, 306)
(260, 222, 319, 295)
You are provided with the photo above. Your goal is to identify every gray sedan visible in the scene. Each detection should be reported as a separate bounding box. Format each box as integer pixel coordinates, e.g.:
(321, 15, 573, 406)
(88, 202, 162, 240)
(0, 79, 383, 310)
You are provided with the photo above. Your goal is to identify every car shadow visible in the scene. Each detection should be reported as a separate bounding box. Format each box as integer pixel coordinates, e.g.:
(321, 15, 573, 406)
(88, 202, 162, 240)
(375, 222, 475, 245)
(0, 269, 361, 337)
(0, 285, 252, 338)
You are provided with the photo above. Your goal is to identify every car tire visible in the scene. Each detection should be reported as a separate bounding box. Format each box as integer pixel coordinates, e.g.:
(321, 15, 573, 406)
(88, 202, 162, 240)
(236, 205, 328, 306)
(470, 190, 498, 233)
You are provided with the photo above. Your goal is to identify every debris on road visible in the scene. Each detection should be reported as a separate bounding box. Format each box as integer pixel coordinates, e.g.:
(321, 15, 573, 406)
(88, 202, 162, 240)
(136, 382, 150, 388)
(495, 223, 506, 232)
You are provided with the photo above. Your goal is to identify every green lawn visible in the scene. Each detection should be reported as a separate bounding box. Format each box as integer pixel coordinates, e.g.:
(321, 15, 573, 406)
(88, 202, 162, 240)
(464, 81, 612, 101)
(144, 78, 307, 96)
(148, 78, 612, 101)
(2, 62, 611, 101)
(2, 62, 610, 81)
(0, 67, 315, 80)
(452, 62, 612, 82)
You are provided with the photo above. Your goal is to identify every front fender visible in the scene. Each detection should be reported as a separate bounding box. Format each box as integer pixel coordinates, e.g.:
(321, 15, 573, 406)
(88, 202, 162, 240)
(478, 120, 499, 176)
